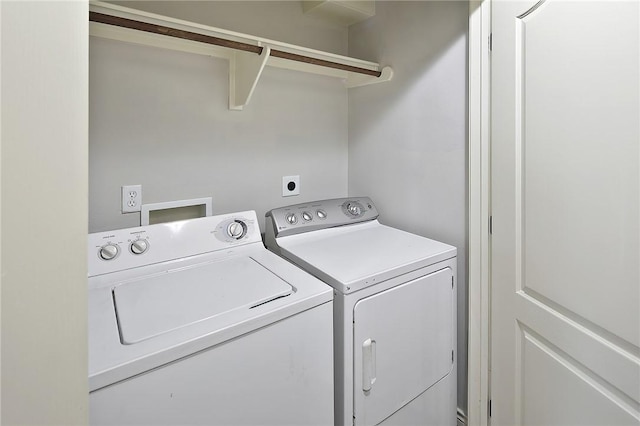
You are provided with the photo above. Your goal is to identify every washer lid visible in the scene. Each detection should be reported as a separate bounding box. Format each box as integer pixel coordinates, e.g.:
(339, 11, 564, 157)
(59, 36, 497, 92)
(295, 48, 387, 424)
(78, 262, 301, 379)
(113, 256, 294, 344)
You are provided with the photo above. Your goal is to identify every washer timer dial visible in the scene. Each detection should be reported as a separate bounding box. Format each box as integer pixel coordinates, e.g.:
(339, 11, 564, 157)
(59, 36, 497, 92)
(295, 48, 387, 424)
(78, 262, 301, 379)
(227, 220, 248, 240)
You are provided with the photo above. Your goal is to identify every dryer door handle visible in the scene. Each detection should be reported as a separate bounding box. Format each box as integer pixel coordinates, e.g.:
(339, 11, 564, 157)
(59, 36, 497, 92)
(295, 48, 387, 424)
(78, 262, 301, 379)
(362, 338, 377, 392)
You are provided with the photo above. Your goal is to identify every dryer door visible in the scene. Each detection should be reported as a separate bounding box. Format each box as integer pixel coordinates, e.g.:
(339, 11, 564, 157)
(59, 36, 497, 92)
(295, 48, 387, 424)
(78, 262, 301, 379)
(353, 267, 455, 426)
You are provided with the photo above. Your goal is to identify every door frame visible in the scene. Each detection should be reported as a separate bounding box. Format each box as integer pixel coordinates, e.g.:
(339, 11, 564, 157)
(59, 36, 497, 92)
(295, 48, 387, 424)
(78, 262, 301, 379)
(467, 1, 491, 425)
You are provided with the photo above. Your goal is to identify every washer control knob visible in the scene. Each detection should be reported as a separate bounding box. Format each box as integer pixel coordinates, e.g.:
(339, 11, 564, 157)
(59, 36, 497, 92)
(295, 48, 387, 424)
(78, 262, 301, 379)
(227, 221, 247, 239)
(302, 211, 313, 222)
(99, 244, 119, 261)
(347, 203, 362, 216)
(285, 213, 298, 225)
(130, 239, 149, 255)
(316, 209, 327, 219)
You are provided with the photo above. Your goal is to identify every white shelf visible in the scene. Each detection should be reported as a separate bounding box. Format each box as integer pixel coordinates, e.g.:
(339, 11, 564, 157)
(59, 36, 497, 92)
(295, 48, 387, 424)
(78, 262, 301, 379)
(89, 1, 393, 111)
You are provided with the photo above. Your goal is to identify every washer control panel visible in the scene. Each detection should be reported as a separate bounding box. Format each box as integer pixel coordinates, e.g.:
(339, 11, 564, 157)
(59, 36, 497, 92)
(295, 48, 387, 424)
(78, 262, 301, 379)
(88, 211, 261, 277)
(265, 197, 378, 238)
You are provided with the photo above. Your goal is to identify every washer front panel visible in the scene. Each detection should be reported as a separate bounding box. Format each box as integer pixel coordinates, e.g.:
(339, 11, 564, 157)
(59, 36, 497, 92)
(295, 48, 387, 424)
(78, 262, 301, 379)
(90, 303, 334, 426)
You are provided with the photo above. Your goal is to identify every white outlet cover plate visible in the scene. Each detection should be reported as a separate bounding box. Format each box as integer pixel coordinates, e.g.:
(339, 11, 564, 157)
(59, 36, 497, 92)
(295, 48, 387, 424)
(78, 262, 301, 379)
(282, 176, 300, 197)
(122, 184, 142, 213)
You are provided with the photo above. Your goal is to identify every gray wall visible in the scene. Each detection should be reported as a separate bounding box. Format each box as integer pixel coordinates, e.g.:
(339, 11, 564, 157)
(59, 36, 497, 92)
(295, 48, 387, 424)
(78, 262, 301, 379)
(111, 1, 349, 55)
(90, 1, 349, 232)
(348, 1, 469, 414)
(1, 1, 89, 423)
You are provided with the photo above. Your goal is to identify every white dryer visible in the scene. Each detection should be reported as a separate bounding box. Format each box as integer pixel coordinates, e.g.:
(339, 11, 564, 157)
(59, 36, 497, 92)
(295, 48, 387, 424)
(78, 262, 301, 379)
(265, 197, 457, 426)
(88, 211, 333, 425)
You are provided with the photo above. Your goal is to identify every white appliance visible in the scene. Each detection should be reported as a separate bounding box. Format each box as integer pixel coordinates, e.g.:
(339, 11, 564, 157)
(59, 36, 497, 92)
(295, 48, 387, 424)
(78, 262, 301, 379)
(88, 211, 334, 425)
(265, 197, 457, 426)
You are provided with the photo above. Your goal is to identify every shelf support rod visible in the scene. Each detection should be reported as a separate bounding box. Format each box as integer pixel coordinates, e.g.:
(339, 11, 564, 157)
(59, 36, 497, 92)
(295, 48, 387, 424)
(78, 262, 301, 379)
(89, 12, 382, 78)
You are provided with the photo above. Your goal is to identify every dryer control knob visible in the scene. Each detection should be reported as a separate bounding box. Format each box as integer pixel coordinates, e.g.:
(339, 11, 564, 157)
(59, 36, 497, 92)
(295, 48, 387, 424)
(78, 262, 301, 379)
(302, 211, 313, 222)
(285, 213, 298, 225)
(130, 239, 149, 255)
(347, 203, 362, 216)
(99, 244, 119, 261)
(316, 209, 327, 219)
(227, 221, 247, 239)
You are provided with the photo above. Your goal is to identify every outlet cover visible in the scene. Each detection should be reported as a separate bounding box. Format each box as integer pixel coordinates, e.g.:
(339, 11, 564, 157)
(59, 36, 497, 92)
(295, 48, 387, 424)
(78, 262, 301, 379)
(122, 184, 142, 213)
(282, 176, 300, 197)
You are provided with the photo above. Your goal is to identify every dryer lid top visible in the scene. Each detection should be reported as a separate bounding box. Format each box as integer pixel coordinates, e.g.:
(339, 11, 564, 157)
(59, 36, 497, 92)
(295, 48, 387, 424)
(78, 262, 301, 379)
(277, 221, 456, 294)
(113, 256, 293, 344)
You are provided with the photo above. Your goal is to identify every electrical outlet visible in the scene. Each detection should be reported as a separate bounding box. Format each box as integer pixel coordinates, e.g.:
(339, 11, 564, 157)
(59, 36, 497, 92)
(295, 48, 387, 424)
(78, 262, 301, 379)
(282, 175, 300, 197)
(122, 184, 142, 213)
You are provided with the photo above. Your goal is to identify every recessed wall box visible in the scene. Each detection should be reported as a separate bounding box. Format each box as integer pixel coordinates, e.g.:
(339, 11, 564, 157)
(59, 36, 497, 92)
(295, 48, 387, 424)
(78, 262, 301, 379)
(141, 197, 213, 226)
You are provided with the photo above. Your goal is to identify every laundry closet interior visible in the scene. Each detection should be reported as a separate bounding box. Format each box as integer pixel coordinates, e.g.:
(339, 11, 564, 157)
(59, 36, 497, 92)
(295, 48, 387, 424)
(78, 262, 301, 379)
(89, 0, 469, 420)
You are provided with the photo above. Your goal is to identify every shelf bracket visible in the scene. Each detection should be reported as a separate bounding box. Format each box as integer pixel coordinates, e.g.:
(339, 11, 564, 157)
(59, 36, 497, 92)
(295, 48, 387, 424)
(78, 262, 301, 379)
(229, 46, 270, 111)
(344, 66, 394, 89)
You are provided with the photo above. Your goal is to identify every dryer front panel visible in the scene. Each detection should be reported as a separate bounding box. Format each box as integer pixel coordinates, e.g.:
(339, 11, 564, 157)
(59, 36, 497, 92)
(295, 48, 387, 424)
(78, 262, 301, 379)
(352, 267, 455, 426)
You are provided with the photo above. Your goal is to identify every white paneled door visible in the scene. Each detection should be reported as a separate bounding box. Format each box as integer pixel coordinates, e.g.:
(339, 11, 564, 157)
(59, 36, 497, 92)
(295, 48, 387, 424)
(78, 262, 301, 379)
(490, 1, 639, 425)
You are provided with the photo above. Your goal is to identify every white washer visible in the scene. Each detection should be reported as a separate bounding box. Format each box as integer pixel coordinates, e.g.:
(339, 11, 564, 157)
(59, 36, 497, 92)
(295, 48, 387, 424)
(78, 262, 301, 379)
(265, 197, 457, 426)
(88, 211, 333, 425)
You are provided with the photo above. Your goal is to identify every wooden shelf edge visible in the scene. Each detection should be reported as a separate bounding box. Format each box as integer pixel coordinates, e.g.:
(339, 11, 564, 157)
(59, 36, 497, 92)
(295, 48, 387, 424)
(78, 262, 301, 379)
(89, 1, 393, 110)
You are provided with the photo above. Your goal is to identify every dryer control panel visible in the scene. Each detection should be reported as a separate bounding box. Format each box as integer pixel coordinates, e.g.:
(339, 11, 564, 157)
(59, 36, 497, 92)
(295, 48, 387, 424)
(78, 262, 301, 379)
(265, 197, 379, 238)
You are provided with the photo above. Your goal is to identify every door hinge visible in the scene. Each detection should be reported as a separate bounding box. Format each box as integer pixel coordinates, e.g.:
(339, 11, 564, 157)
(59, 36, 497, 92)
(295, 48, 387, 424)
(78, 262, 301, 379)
(489, 399, 492, 417)
(452, 350, 454, 363)
(489, 216, 493, 235)
(452, 276, 454, 288)
(489, 33, 493, 51)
